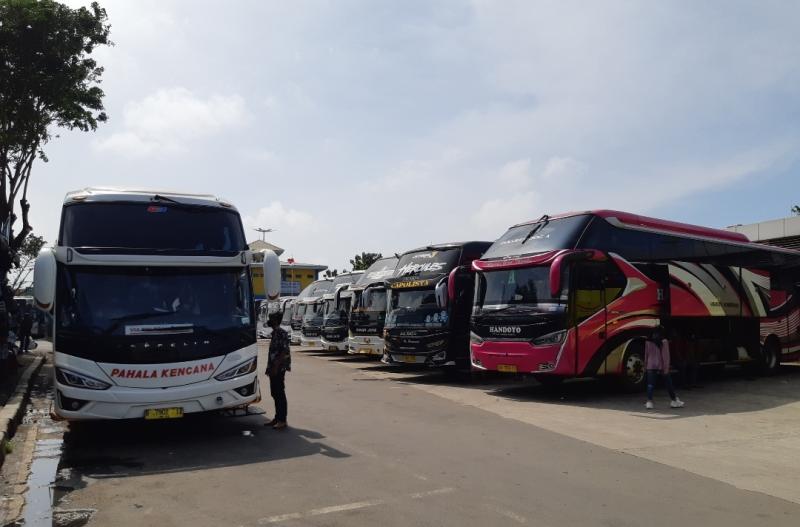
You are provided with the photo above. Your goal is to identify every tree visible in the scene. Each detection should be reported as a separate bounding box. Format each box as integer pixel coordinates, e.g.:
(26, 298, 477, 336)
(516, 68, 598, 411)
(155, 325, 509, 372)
(792, 205, 800, 216)
(349, 252, 383, 271)
(8, 233, 45, 293)
(0, 0, 111, 281)
(324, 269, 339, 278)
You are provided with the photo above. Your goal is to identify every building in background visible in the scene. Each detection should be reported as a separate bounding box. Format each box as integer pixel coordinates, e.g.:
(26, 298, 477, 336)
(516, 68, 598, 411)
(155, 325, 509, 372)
(727, 215, 800, 250)
(248, 240, 327, 299)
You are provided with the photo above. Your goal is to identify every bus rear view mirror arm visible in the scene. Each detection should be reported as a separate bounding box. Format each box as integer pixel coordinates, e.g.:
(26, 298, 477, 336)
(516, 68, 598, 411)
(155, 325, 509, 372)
(549, 249, 607, 297)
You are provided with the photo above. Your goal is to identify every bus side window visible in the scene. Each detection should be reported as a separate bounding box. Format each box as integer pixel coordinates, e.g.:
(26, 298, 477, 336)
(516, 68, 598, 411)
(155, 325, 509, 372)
(572, 262, 626, 324)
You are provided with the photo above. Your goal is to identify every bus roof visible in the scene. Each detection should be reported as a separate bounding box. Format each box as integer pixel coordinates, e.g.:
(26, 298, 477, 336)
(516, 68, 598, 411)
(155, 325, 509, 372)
(512, 210, 748, 245)
(64, 187, 237, 211)
(399, 241, 492, 256)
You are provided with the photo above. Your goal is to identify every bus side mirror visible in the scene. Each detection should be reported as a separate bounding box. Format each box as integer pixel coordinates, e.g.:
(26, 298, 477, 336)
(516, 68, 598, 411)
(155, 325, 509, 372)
(262, 249, 281, 301)
(33, 248, 57, 312)
(435, 277, 448, 309)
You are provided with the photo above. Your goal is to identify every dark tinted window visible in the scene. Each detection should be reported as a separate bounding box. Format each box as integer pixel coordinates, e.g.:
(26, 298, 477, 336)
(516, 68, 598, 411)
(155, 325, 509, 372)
(579, 217, 738, 262)
(394, 248, 460, 279)
(61, 202, 246, 253)
(482, 215, 591, 259)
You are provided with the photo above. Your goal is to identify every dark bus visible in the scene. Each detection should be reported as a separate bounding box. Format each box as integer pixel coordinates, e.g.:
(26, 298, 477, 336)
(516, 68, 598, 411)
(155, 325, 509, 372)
(347, 256, 399, 356)
(319, 271, 364, 352)
(383, 241, 491, 368)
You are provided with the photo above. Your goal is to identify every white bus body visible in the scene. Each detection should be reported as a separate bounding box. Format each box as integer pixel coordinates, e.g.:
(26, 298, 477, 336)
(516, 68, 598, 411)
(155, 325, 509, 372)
(34, 188, 281, 420)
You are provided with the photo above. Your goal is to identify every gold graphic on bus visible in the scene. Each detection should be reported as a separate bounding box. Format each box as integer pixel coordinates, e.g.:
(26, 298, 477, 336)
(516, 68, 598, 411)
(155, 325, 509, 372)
(391, 279, 431, 289)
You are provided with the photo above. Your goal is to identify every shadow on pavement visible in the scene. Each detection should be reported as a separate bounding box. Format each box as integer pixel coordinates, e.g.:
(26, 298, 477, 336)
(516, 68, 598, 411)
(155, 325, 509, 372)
(58, 413, 350, 480)
(486, 364, 800, 418)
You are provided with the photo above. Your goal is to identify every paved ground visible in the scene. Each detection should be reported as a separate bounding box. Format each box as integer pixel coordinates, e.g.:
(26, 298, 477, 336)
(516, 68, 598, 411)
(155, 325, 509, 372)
(11, 343, 800, 526)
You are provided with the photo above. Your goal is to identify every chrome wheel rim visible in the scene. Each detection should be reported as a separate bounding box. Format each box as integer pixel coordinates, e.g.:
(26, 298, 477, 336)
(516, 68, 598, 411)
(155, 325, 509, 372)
(625, 353, 645, 385)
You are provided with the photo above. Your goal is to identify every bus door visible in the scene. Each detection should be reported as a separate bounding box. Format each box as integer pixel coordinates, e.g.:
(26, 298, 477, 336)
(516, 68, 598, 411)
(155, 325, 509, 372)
(570, 260, 627, 376)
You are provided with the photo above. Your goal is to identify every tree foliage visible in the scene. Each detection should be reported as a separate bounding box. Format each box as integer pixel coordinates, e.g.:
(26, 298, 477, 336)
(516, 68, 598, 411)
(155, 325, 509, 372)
(323, 269, 339, 278)
(349, 252, 383, 271)
(8, 233, 45, 292)
(0, 0, 110, 276)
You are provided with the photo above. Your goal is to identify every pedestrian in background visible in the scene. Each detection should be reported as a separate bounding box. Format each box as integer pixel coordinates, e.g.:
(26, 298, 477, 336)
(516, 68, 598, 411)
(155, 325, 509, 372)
(19, 308, 33, 354)
(645, 325, 684, 409)
(266, 311, 291, 429)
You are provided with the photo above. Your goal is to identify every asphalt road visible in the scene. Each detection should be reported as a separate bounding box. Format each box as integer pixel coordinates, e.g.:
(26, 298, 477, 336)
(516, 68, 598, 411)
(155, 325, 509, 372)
(50, 343, 800, 526)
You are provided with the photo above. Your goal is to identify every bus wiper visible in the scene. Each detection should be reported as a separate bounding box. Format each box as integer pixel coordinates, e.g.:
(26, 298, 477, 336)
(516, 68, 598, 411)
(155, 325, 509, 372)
(521, 215, 550, 245)
(152, 194, 180, 204)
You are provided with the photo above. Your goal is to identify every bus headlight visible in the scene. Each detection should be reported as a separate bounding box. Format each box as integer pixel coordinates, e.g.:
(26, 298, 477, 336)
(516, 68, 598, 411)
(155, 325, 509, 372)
(532, 330, 566, 346)
(215, 357, 257, 381)
(470, 331, 484, 345)
(55, 368, 111, 390)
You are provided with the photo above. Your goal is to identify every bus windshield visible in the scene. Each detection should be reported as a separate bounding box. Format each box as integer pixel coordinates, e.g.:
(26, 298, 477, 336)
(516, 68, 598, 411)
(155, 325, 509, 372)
(302, 302, 324, 325)
(60, 202, 247, 253)
(359, 287, 387, 312)
(386, 289, 449, 328)
(394, 248, 460, 279)
(474, 266, 568, 315)
(482, 215, 591, 260)
(57, 266, 253, 335)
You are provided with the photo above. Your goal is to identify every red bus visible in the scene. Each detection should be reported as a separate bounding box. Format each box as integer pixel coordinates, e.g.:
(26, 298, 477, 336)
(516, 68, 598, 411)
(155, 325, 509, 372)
(469, 210, 800, 389)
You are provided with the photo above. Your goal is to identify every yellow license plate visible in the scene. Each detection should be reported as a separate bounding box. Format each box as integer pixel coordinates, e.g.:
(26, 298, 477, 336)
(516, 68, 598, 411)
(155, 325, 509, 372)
(497, 364, 518, 373)
(144, 407, 184, 420)
(400, 355, 418, 363)
(359, 348, 371, 354)
(329, 346, 339, 351)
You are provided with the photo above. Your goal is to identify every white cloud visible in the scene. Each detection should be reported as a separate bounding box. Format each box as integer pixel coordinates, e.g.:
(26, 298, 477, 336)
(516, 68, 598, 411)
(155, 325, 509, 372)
(95, 87, 247, 156)
(497, 159, 532, 189)
(243, 201, 317, 234)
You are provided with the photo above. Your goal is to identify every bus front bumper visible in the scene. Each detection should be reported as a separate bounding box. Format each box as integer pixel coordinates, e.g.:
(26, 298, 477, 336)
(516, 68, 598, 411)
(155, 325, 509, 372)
(320, 337, 348, 352)
(54, 374, 260, 420)
(348, 336, 384, 356)
(470, 341, 564, 374)
(300, 336, 322, 347)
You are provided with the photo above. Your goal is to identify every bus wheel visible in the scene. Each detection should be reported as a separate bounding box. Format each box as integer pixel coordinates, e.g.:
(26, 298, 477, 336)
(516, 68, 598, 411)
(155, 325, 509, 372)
(620, 341, 646, 392)
(760, 339, 781, 376)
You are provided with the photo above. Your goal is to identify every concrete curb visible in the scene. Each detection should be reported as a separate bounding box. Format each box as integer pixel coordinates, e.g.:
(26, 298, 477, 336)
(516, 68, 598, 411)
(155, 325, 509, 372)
(0, 355, 45, 468)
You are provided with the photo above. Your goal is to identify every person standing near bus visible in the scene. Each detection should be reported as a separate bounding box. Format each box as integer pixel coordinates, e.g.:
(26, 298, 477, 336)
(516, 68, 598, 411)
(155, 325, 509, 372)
(266, 311, 291, 429)
(645, 326, 685, 409)
(19, 308, 33, 354)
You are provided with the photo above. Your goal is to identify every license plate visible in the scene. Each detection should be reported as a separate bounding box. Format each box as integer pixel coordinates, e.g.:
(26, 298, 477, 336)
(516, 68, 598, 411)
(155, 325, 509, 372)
(497, 364, 518, 373)
(399, 355, 418, 363)
(359, 348, 371, 354)
(328, 346, 339, 351)
(144, 407, 184, 420)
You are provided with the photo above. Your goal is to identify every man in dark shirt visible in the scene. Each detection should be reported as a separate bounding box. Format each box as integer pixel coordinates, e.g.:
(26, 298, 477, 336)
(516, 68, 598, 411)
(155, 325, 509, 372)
(266, 311, 291, 429)
(19, 309, 33, 354)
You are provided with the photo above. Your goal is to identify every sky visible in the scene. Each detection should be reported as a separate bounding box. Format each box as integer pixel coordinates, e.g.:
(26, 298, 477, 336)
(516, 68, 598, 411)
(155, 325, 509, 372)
(27, 0, 800, 270)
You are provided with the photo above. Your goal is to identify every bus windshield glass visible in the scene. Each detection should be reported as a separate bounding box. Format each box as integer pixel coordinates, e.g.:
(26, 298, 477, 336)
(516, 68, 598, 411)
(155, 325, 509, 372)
(60, 202, 247, 253)
(475, 267, 569, 315)
(57, 266, 253, 336)
(386, 289, 449, 328)
(302, 302, 324, 325)
(359, 287, 387, 312)
(394, 248, 460, 279)
(482, 215, 591, 260)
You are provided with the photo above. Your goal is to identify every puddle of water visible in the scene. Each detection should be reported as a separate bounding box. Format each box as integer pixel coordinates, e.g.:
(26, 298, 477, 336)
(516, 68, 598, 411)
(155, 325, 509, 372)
(23, 437, 64, 527)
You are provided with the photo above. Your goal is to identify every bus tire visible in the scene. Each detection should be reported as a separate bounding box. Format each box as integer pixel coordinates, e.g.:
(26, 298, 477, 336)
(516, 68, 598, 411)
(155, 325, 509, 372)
(760, 338, 781, 376)
(619, 340, 647, 392)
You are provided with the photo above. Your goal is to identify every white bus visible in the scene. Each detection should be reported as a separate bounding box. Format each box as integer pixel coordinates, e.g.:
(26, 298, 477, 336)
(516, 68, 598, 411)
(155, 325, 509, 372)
(34, 188, 281, 420)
